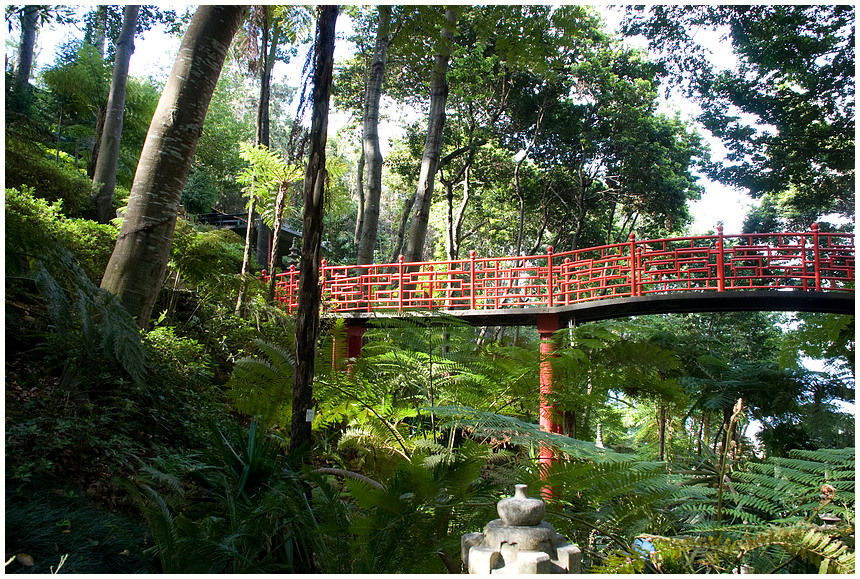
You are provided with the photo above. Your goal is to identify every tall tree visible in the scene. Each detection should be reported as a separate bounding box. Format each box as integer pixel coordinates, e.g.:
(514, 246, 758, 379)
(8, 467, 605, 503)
(623, 5, 855, 223)
(12, 4, 38, 99)
(355, 5, 394, 265)
(290, 5, 337, 454)
(91, 4, 140, 224)
(403, 7, 458, 263)
(100, 5, 247, 327)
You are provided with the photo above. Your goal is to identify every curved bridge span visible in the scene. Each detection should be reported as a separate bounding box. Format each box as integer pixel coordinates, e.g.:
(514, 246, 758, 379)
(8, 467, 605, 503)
(267, 225, 854, 324)
(265, 225, 853, 453)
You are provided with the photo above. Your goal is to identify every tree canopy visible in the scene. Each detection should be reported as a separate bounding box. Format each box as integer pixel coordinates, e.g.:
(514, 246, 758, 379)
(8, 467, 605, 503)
(4, 5, 854, 574)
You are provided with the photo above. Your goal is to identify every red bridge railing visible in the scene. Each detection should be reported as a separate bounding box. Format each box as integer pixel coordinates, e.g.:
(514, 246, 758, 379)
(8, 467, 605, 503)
(263, 225, 854, 315)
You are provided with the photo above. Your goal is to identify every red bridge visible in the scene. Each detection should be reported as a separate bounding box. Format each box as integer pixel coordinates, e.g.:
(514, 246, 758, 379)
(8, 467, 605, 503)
(266, 224, 854, 323)
(264, 225, 854, 457)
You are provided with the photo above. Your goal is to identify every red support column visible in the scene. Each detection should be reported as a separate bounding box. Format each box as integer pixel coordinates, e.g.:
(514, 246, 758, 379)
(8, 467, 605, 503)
(537, 314, 561, 470)
(333, 324, 366, 373)
(347, 325, 366, 363)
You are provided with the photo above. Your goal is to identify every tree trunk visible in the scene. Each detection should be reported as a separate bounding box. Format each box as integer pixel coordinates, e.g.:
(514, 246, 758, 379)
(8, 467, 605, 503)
(403, 7, 458, 263)
(85, 5, 108, 58)
(354, 148, 365, 244)
(267, 181, 288, 302)
(513, 98, 547, 256)
(289, 5, 337, 454)
(388, 190, 416, 262)
(235, 192, 257, 315)
(658, 404, 667, 461)
(13, 5, 38, 101)
(92, 5, 140, 224)
(237, 10, 280, 315)
(101, 5, 246, 327)
(356, 5, 392, 265)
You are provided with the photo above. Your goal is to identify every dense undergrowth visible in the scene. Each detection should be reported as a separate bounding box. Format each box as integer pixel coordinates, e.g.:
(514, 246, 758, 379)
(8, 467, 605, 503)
(5, 144, 856, 573)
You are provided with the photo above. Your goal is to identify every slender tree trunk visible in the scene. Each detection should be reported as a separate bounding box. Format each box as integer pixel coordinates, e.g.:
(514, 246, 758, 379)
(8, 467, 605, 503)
(452, 165, 471, 259)
(237, 11, 280, 315)
(444, 179, 456, 260)
(513, 98, 547, 256)
(85, 5, 108, 58)
(290, 5, 337, 454)
(267, 181, 288, 302)
(13, 5, 39, 103)
(354, 148, 365, 244)
(235, 191, 257, 315)
(658, 404, 667, 461)
(92, 5, 140, 224)
(356, 5, 392, 265)
(389, 190, 416, 262)
(101, 5, 247, 328)
(403, 7, 458, 263)
(87, 110, 106, 179)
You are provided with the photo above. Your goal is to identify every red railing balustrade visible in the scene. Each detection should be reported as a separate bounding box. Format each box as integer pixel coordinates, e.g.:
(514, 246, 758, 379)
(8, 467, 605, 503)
(262, 225, 854, 315)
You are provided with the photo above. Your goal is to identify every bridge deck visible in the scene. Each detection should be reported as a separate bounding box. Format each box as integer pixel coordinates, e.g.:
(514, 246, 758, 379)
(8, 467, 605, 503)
(265, 225, 854, 324)
(334, 290, 855, 327)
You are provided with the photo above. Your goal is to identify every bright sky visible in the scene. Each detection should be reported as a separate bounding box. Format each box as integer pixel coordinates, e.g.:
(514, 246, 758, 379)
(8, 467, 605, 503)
(23, 4, 758, 235)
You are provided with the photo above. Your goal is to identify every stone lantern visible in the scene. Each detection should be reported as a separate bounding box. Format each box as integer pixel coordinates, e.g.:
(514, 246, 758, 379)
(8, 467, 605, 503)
(461, 484, 582, 573)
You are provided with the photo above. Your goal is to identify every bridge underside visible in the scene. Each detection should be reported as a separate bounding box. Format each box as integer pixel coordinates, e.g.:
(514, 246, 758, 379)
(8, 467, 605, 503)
(334, 290, 855, 328)
(331, 289, 853, 469)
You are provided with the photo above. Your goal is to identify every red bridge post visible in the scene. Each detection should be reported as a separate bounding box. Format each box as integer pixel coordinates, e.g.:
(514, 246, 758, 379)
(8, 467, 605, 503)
(629, 233, 639, 297)
(716, 225, 726, 291)
(469, 250, 477, 310)
(332, 324, 366, 373)
(812, 223, 822, 290)
(547, 246, 554, 308)
(537, 314, 561, 458)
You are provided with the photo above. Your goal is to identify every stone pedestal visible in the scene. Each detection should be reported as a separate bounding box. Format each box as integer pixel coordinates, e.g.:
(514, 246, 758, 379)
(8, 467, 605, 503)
(462, 484, 582, 574)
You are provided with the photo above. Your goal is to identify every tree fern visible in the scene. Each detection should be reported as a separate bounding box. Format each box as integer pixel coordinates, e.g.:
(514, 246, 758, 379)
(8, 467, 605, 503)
(224, 338, 294, 429)
(589, 447, 855, 573)
(33, 246, 147, 384)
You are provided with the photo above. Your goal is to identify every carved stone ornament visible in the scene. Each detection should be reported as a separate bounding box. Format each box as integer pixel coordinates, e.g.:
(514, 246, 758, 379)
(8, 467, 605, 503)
(461, 484, 582, 574)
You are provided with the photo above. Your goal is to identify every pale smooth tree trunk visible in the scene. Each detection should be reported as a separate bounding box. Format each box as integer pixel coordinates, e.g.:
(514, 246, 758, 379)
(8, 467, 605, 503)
(356, 5, 392, 265)
(101, 5, 247, 327)
(403, 7, 458, 263)
(237, 11, 280, 315)
(85, 5, 108, 58)
(92, 5, 140, 224)
(289, 5, 337, 454)
(388, 190, 416, 263)
(267, 181, 288, 302)
(13, 5, 38, 100)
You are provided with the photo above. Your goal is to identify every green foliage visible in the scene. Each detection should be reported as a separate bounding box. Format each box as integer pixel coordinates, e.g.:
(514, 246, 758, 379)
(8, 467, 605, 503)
(6, 186, 117, 282)
(319, 453, 497, 573)
(225, 339, 295, 429)
(30, 247, 147, 385)
(587, 447, 855, 573)
(235, 142, 303, 229)
(169, 219, 245, 287)
(4, 484, 153, 573)
(180, 166, 220, 214)
(623, 5, 855, 222)
(4, 138, 93, 216)
(133, 424, 319, 573)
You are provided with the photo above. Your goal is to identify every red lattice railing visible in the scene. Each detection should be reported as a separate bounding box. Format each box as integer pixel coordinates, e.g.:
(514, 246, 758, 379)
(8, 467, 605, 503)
(263, 225, 854, 315)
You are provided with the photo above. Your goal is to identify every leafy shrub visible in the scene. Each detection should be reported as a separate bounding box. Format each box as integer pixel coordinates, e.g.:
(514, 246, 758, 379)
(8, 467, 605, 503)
(180, 166, 219, 214)
(5, 187, 116, 282)
(5, 136, 93, 216)
(133, 423, 319, 573)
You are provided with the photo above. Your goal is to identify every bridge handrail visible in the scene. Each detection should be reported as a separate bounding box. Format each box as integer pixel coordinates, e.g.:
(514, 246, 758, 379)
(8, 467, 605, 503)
(262, 225, 854, 314)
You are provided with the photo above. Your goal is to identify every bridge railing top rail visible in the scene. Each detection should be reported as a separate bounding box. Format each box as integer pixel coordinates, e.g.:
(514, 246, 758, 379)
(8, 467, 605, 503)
(263, 225, 854, 314)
